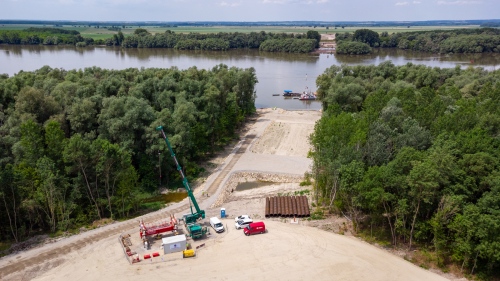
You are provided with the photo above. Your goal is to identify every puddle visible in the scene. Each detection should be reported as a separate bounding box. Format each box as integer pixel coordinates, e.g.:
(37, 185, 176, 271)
(235, 181, 276, 191)
(143, 192, 188, 204)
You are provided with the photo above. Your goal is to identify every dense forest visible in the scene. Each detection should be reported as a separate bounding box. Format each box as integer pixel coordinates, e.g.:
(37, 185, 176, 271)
(0, 64, 257, 243)
(311, 62, 500, 277)
(337, 28, 500, 54)
(0, 27, 320, 53)
(122, 29, 319, 52)
(0, 27, 92, 46)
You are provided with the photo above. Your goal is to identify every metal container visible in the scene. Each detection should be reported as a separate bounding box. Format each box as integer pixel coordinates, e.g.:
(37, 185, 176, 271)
(162, 235, 187, 254)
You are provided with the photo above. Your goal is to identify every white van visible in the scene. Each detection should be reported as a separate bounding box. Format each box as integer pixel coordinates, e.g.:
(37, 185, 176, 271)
(210, 217, 225, 233)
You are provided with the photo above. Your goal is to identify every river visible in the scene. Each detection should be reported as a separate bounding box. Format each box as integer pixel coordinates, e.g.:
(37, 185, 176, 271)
(1, 45, 499, 110)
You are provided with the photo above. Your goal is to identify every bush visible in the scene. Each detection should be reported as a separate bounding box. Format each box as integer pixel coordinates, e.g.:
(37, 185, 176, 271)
(336, 41, 372, 55)
(309, 207, 325, 220)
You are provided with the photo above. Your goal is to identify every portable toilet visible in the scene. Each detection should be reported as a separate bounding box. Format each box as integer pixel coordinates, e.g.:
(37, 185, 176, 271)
(220, 208, 226, 218)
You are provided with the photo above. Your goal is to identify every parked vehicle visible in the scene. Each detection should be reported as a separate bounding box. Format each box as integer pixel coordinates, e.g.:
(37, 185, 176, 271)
(210, 217, 225, 233)
(243, 222, 266, 236)
(298, 90, 316, 100)
(235, 218, 253, 229)
(234, 215, 251, 222)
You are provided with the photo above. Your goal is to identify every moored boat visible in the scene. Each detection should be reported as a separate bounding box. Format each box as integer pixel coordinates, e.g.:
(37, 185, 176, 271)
(298, 90, 316, 100)
(282, 90, 301, 97)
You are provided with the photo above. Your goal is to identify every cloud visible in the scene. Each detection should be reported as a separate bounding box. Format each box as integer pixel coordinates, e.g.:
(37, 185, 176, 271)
(219, 1, 242, 6)
(413, 0, 421, 3)
(261, 0, 326, 4)
(437, 0, 481, 4)
(262, 0, 289, 3)
(83, 0, 152, 4)
(295, 0, 329, 3)
(395, 1, 409, 5)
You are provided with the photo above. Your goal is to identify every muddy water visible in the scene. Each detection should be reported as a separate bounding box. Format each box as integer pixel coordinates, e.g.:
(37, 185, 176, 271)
(1, 45, 499, 110)
(143, 192, 188, 204)
(235, 181, 277, 191)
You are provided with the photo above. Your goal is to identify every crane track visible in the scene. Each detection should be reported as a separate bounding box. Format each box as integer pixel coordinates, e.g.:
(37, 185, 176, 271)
(0, 133, 257, 280)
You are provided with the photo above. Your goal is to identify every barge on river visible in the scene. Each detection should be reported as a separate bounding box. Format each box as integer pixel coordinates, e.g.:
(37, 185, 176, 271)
(282, 90, 302, 97)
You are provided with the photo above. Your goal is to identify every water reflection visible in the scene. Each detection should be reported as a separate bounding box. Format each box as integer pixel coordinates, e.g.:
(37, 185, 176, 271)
(1, 45, 498, 110)
(333, 48, 500, 70)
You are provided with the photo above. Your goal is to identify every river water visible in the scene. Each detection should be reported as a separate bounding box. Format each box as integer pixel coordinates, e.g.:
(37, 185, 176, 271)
(1, 45, 499, 110)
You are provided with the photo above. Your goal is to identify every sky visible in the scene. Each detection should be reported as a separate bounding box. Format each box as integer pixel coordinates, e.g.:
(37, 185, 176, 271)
(1, 0, 499, 22)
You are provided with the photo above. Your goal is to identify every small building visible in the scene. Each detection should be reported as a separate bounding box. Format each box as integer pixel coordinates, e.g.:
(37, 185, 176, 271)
(162, 235, 187, 255)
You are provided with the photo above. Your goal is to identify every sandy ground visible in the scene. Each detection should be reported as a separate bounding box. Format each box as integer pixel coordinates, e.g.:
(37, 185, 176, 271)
(0, 108, 456, 281)
(318, 33, 336, 53)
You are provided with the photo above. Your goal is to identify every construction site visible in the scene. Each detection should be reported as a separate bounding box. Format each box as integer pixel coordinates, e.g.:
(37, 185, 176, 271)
(0, 109, 455, 281)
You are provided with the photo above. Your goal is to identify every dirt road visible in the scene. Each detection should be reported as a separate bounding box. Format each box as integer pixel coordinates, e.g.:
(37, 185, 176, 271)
(0, 108, 453, 281)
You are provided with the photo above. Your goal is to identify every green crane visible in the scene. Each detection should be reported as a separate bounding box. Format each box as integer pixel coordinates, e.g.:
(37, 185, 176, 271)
(156, 126, 206, 226)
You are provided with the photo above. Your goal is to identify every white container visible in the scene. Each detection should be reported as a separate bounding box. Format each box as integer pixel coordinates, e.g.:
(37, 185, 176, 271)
(162, 235, 187, 254)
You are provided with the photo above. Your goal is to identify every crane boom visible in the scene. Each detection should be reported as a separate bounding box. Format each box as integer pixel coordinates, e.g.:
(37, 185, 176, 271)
(156, 126, 205, 224)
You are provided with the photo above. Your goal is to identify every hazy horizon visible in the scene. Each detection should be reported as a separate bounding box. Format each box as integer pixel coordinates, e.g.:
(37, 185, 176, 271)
(2, 0, 499, 22)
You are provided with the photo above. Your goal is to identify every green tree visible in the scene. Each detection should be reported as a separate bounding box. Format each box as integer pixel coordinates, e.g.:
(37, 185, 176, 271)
(63, 134, 101, 220)
(306, 30, 321, 48)
(407, 159, 440, 249)
(336, 41, 372, 55)
(353, 29, 380, 47)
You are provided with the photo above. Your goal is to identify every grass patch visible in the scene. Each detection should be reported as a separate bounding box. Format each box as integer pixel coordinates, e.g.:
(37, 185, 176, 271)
(331, 25, 481, 34)
(294, 189, 310, 196)
(308, 207, 325, 220)
(357, 224, 394, 248)
(140, 201, 163, 212)
(300, 172, 312, 186)
(411, 248, 439, 270)
(0, 241, 12, 253)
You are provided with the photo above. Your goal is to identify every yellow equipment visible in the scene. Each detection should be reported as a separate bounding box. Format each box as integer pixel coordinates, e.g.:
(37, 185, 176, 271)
(183, 249, 196, 258)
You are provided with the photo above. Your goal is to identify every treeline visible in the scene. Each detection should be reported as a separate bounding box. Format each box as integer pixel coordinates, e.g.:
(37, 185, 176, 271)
(121, 29, 319, 52)
(0, 27, 92, 46)
(0, 64, 257, 242)
(0, 27, 321, 53)
(259, 38, 316, 53)
(311, 62, 500, 277)
(336, 41, 372, 55)
(336, 28, 500, 54)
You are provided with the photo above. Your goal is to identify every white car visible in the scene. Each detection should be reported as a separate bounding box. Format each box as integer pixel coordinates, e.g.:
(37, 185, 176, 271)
(235, 218, 253, 230)
(234, 215, 251, 222)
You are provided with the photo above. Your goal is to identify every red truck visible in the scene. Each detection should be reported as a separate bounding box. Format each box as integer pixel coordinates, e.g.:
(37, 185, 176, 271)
(243, 221, 266, 236)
